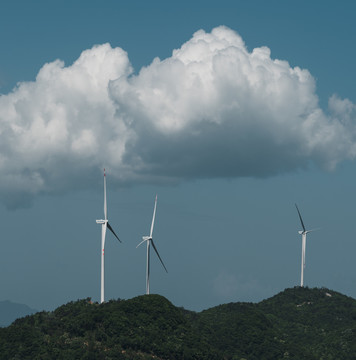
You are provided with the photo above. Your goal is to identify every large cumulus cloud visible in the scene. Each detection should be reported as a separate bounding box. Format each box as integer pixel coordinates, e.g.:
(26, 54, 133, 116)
(0, 26, 356, 208)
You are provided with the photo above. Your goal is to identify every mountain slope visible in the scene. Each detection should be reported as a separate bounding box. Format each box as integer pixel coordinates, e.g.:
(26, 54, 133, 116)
(191, 302, 285, 359)
(257, 287, 356, 359)
(0, 295, 217, 360)
(0, 287, 355, 359)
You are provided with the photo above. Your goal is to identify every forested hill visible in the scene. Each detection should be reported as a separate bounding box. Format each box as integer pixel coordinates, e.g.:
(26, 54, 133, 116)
(0, 287, 355, 359)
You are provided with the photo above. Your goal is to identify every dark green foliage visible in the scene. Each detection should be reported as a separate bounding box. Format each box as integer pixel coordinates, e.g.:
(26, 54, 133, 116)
(0, 295, 216, 360)
(258, 287, 356, 359)
(193, 302, 285, 360)
(0, 288, 356, 359)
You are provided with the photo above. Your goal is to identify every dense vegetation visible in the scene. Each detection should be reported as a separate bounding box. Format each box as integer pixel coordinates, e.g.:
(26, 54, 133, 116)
(258, 287, 356, 359)
(0, 287, 355, 359)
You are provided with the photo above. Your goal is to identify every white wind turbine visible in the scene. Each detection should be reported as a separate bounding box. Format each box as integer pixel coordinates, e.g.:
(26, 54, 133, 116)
(137, 195, 168, 295)
(96, 169, 121, 303)
(295, 204, 318, 287)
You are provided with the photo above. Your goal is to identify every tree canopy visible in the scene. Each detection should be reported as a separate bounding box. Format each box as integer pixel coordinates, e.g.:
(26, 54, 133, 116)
(0, 287, 355, 359)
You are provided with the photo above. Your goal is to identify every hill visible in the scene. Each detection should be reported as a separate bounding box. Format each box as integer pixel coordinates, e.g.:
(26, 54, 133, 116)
(258, 287, 356, 359)
(0, 287, 355, 359)
(0, 300, 37, 327)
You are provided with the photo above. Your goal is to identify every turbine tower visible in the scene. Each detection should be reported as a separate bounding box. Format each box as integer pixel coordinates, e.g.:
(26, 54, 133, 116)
(96, 169, 121, 303)
(295, 204, 318, 287)
(137, 195, 167, 295)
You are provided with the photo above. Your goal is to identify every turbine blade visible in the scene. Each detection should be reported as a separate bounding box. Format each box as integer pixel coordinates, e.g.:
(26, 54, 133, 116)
(107, 222, 122, 243)
(151, 238, 168, 273)
(150, 195, 157, 238)
(104, 169, 107, 220)
(306, 228, 321, 234)
(295, 204, 306, 232)
(137, 238, 148, 248)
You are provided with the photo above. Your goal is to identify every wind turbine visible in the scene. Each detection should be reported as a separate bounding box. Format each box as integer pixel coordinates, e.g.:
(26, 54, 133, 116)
(137, 195, 168, 295)
(96, 169, 121, 303)
(295, 204, 318, 287)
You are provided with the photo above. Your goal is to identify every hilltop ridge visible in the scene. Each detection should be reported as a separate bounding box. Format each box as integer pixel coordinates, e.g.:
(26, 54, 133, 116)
(0, 287, 355, 359)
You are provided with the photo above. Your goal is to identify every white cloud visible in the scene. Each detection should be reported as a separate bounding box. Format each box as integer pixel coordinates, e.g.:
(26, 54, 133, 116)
(0, 43, 133, 207)
(0, 26, 356, 208)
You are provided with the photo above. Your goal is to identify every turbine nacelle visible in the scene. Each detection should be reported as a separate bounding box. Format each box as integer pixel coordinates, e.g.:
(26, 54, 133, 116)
(136, 236, 151, 248)
(96, 219, 106, 224)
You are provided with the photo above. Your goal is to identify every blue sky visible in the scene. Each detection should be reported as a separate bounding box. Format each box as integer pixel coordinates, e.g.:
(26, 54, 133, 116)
(1, 0, 356, 312)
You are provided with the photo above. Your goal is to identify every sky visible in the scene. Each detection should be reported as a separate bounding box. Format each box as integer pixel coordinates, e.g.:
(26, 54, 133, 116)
(1, 0, 356, 312)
